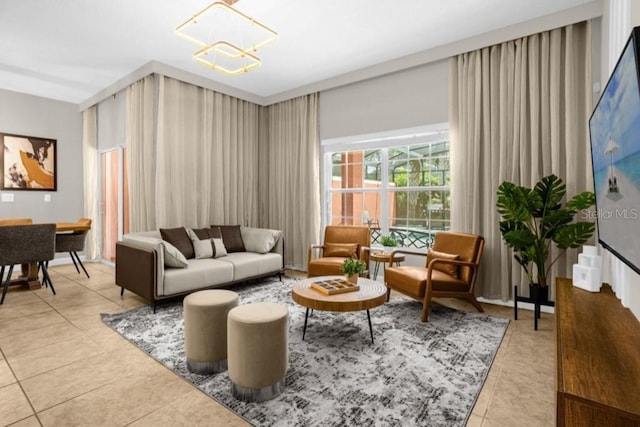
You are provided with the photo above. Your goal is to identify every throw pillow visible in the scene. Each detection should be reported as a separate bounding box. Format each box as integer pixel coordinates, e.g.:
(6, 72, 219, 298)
(122, 235, 188, 268)
(187, 229, 214, 259)
(240, 227, 282, 254)
(324, 242, 359, 258)
(211, 225, 245, 253)
(212, 238, 228, 258)
(427, 248, 460, 278)
(159, 227, 194, 259)
(192, 227, 222, 240)
(162, 241, 189, 268)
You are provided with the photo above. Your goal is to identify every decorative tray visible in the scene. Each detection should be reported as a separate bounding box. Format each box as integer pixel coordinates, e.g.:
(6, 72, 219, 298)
(310, 278, 360, 295)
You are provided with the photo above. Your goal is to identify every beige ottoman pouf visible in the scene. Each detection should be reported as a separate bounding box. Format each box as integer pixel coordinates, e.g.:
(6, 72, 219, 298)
(227, 302, 289, 402)
(184, 289, 239, 374)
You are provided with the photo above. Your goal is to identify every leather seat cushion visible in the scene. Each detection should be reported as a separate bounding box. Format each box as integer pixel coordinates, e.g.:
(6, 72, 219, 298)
(385, 266, 470, 298)
(307, 257, 347, 277)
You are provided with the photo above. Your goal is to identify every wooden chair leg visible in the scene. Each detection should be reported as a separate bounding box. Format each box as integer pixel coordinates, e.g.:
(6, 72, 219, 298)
(421, 292, 432, 322)
(468, 294, 484, 313)
(385, 284, 391, 302)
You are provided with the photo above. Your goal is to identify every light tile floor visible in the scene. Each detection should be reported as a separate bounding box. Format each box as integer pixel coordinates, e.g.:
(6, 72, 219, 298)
(0, 264, 555, 426)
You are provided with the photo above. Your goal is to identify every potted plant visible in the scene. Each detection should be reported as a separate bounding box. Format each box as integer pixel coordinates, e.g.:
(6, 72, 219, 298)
(496, 174, 596, 300)
(380, 234, 398, 253)
(341, 257, 366, 284)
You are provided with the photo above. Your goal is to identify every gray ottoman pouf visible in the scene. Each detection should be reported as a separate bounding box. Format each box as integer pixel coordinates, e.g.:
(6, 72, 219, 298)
(227, 302, 289, 402)
(184, 289, 239, 374)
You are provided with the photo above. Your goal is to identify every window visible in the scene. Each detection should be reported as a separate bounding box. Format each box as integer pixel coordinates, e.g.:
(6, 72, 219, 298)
(323, 126, 449, 249)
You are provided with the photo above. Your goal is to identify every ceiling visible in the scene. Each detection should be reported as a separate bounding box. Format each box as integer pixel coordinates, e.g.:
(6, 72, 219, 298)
(0, 0, 594, 106)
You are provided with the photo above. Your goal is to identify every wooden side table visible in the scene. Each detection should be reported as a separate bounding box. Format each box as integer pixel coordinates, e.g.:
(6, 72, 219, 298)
(370, 251, 405, 280)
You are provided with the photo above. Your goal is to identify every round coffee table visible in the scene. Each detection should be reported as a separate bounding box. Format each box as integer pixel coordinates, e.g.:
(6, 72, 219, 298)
(291, 276, 387, 343)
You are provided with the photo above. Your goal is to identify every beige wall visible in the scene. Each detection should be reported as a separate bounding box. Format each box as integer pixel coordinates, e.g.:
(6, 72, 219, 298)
(0, 89, 83, 223)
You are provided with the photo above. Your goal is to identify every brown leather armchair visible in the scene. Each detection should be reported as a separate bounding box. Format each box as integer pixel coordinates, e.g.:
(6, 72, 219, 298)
(307, 225, 371, 277)
(384, 231, 485, 322)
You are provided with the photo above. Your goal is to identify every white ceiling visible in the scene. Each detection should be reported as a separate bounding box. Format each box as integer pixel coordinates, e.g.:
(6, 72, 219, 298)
(0, 0, 594, 106)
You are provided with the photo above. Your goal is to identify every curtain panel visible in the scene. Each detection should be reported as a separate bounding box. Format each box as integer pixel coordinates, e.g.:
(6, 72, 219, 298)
(449, 21, 593, 300)
(155, 76, 260, 229)
(262, 94, 321, 270)
(126, 75, 156, 232)
(82, 106, 100, 260)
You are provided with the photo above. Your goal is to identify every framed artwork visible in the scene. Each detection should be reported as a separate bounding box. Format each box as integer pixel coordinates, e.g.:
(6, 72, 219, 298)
(1, 132, 57, 191)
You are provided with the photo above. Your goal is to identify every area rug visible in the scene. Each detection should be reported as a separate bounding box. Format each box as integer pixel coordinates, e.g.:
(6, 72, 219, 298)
(101, 276, 509, 426)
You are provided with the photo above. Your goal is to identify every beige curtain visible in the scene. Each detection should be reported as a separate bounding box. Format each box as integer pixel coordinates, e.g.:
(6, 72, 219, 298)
(82, 106, 100, 260)
(126, 75, 156, 232)
(155, 76, 260, 228)
(449, 21, 593, 300)
(262, 94, 321, 270)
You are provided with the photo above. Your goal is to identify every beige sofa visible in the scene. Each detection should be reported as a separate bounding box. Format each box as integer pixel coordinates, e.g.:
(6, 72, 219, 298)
(115, 226, 284, 308)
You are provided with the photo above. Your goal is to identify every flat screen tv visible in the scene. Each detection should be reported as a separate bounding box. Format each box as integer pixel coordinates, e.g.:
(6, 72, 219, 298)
(589, 26, 640, 275)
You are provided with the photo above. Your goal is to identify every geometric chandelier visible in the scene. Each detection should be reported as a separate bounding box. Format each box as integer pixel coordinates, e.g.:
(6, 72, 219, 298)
(175, 0, 278, 76)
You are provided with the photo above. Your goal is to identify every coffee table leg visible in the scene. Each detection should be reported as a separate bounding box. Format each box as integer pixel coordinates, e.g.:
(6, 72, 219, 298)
(302, 308, 309, 341)
(367, 309, 374, 344)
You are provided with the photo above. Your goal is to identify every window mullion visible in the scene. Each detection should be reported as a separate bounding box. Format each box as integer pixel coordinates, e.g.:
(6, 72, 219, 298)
(380, 148, 389, 236)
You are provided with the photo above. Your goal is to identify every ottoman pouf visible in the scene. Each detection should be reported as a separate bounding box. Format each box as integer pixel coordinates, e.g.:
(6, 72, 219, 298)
(227, 302, 289, 402)
(184, 289, 239, 374)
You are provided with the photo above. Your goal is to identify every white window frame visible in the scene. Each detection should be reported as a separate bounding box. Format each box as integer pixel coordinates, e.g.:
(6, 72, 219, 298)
(321, 123, 449, 248)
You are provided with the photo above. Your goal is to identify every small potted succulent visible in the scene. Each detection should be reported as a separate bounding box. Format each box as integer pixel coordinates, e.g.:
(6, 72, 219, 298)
(380, 234, 398, 253)
(341, 257, 366, 284)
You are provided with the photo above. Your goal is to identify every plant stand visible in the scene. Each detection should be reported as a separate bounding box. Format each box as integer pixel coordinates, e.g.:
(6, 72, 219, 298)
(514, 285, 555, 330)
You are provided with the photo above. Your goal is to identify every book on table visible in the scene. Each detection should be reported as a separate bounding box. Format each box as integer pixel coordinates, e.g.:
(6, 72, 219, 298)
(311, 278, 360, 295)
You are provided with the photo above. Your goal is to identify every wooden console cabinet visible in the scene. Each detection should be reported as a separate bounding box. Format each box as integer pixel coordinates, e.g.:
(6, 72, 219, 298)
(556, 277, 640, 426)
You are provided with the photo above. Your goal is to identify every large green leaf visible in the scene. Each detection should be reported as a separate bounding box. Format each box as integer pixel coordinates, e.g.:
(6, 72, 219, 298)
(566, 191, 596, 212)
(503, 228, 537, 252)
(553, 222, 596, 249)
(496, 182, 532, 222)
(540, 209, 573, 238)
(532, 174, 565, 217)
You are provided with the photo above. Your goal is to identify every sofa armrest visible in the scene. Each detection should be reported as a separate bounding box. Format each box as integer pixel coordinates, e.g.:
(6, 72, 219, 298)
(116, 241, 158, 303)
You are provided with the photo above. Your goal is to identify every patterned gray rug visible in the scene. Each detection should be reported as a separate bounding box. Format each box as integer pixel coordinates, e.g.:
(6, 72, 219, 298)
(101, 276, 509, 426)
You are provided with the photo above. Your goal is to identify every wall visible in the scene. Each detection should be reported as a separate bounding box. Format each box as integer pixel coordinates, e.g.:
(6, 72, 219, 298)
(319, 60, 449, 140)
(0, 89, 83, 223)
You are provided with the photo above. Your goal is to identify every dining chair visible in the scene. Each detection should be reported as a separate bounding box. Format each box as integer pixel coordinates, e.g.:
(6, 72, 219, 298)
(54, 217, 92, 279)
(0, 223, 57, 304)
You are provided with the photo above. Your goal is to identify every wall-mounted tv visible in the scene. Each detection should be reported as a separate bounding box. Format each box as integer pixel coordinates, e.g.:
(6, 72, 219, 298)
(589, 26, 640, 275)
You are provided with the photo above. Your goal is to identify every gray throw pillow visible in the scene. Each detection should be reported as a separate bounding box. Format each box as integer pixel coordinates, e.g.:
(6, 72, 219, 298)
(212, 238, 228, 258)
(240, 227, 282, 254)
(187, 229, 214, 259)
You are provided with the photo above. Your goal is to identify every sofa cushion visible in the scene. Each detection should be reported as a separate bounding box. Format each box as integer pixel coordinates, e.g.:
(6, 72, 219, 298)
(163, 259, 234, 296)
(187, 229, 214, 259)
(212, 225, 245, 253)
(427, 248, 460, 278)
(240, 227, 282, 254)
(219, 252, 283, 281)
(324, 242, 358, 258)
(160, 227, 194, 259)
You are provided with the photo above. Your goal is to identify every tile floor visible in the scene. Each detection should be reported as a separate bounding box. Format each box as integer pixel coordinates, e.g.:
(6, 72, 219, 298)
(0, 263, 555, 426)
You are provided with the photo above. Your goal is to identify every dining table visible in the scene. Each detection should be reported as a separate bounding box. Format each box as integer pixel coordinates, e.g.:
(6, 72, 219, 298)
(0, 220, 92, 289)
